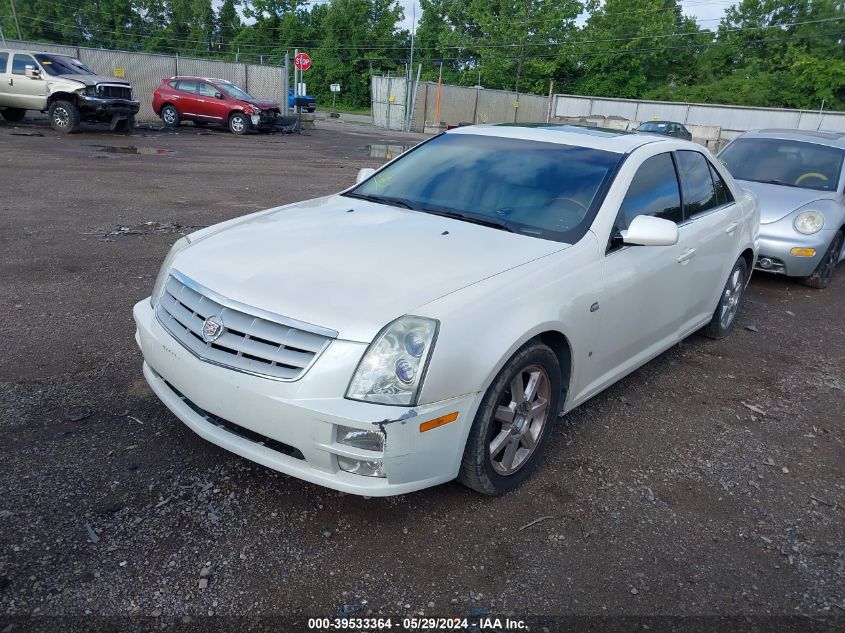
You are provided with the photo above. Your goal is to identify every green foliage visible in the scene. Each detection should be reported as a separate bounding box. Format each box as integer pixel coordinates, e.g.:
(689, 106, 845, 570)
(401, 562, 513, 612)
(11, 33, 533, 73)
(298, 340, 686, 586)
(1, 0, 843, 109)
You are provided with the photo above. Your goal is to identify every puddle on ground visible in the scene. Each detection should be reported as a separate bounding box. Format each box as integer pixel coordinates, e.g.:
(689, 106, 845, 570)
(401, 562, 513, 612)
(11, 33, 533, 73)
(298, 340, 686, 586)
(362, 144, 414, 160)
(92, 145, 175, 155)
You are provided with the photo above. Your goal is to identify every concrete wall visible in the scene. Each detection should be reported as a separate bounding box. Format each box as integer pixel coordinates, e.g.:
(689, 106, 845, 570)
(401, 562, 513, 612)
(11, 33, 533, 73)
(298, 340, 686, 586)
(2, 40, 286, 122)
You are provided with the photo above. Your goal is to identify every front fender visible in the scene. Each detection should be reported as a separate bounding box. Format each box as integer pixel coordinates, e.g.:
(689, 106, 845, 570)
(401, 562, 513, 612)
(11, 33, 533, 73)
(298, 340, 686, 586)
(415, 234, 602, 409)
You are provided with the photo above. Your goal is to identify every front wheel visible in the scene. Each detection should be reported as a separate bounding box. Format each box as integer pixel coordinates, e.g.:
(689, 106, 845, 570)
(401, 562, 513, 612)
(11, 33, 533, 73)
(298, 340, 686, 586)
(48, 100, 80, 133)
(458, 341, 561, 496)
(228, 112, 250, 135)
(800, 231, 843, 289)
(0, 107, 26, 122)
(702, 257, 748, 339)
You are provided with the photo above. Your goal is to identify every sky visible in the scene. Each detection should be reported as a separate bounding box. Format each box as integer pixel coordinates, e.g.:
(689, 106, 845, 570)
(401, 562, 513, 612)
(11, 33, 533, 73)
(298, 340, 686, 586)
(398, 0, 734, 32)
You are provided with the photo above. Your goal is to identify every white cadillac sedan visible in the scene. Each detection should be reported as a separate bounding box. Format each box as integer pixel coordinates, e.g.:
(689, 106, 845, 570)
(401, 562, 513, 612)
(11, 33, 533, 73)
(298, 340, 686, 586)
(133, 124, 759, 496)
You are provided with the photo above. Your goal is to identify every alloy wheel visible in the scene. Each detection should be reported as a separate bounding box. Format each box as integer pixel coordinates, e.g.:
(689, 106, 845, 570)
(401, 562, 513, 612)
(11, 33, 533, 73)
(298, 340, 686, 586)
(53, 106, 70, 129)
(489, 365, 551, 476)
(231, 115, 245, 133)
(719, 266, 744, 330)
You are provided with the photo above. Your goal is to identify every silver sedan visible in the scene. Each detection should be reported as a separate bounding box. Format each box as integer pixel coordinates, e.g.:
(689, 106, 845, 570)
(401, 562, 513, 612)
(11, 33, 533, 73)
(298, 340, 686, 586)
(719, 129, 845, 288)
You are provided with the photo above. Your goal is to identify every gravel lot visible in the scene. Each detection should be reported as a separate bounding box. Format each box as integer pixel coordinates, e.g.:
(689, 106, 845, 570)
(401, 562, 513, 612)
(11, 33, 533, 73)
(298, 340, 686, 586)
(1, 116, 843, 630)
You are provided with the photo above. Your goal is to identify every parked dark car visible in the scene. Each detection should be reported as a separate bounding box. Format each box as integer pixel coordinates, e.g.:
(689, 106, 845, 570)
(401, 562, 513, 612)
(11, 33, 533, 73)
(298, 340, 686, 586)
(635, 120, 693, 141)
(152, 76, 283, 134)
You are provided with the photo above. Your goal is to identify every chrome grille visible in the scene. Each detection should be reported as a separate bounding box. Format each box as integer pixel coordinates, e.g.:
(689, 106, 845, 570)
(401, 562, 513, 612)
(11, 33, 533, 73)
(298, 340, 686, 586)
(97, 84, 132, 100)
(155, 272, 334, 381)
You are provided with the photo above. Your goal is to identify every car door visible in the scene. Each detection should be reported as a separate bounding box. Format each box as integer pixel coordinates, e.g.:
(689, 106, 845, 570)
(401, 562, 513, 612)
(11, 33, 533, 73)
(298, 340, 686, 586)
(6, 53, 47, 110)
(195, 82, 229, 123)
(587, 152, 695, 394)
(674, 150, 743, 329)
(172, 79, 199, 120)
(0, 52, 10, 106)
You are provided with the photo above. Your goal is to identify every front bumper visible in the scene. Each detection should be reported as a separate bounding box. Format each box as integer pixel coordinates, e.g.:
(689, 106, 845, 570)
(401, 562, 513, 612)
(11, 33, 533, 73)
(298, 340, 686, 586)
(78, 95, 140, 116)
(756, 226, 837, 277)
(133, 299, 481, 496)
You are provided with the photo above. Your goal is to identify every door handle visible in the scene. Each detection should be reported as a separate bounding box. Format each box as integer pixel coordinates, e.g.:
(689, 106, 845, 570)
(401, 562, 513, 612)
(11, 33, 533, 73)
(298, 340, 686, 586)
(197, 99, 205, 102)
(677, 248, 697, 264)
(725, 222, 739, 234)
(7, 78, 12, 85)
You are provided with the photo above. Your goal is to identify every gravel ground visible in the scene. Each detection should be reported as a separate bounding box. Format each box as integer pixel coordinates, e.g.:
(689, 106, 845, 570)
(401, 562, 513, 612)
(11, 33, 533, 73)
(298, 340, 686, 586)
(0, 116, 843, 631)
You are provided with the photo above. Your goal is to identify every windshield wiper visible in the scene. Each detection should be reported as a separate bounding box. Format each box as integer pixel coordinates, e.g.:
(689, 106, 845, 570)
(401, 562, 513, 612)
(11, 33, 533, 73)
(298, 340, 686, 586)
(344, 192, 419, 210)
(752, 178, 799, 188)
(420, 209, 516, 233)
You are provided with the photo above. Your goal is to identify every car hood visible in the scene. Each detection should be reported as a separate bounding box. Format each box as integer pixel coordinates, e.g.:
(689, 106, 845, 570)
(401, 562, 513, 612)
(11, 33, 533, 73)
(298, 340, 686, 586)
(241, 98, 279, 111)
(736, 180, 836, 224)
(171, 195, 567, 342)
(53, 74, 131, 87)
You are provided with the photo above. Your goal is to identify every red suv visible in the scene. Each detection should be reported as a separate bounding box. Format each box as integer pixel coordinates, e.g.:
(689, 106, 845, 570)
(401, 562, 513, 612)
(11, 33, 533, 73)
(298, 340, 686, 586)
(152, 76, 283, 134)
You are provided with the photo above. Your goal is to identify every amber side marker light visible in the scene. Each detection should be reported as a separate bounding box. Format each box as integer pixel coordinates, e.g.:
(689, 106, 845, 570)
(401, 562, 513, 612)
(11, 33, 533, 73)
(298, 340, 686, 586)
(790, 247, 816, 257)
(420, 411, 459, 433)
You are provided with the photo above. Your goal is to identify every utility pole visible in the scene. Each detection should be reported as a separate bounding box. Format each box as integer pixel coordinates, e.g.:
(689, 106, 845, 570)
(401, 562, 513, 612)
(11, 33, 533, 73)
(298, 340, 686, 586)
(10, 0, 22, 40)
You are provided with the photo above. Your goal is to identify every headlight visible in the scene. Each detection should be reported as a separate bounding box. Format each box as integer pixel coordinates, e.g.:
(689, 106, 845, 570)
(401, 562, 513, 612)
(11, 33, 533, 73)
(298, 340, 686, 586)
(794, 210, 824, 235)
(150, 236, 190, 307)
(346, 316, 439, 406)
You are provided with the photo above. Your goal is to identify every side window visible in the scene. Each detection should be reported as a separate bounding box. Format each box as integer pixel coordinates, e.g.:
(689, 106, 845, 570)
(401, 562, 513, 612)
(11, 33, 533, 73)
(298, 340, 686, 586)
(0, 52, 8, 73)
(12, 54, 37, 75)
(709, 163, 734, 207)
(613, 153, 683, 235)
(175, 80, 197, 93)
(676, 150, 719, 219)
(197, 82, 217, 97)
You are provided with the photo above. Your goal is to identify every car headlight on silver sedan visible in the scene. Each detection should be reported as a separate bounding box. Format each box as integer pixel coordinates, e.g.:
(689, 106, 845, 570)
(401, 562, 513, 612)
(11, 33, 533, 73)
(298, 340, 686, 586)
(794, 210, 824, 235)
(346, 316, 439, 406)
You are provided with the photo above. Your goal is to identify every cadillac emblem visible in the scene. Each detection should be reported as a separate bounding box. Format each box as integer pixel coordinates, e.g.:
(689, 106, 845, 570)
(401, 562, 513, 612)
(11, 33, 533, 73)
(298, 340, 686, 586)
(202, 315, 224, 342)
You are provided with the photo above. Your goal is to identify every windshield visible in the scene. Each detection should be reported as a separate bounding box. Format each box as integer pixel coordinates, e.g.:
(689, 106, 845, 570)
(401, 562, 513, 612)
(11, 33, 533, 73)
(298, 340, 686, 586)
(637, 122, 669, 133)
(720, 138, 844, 192)
(345, 133, 623, 242)
(218, 82, 253, 100)
(34, 54, 94, 76)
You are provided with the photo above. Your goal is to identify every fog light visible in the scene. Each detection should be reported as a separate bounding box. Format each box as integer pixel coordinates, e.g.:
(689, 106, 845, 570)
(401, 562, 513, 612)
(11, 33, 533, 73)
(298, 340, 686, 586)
(337, 456, 386, 478)
(790, 247, 816, 257)
(336, 425, 385, 452)
(250, 114, 260, 125)
(758, 257, 773, 269)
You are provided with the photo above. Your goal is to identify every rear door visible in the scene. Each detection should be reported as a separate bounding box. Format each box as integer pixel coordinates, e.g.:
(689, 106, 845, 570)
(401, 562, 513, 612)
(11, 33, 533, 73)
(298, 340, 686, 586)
(172, 79, 199, 120)
(674, 150, 743, 328)
(7, 53, 47, 110)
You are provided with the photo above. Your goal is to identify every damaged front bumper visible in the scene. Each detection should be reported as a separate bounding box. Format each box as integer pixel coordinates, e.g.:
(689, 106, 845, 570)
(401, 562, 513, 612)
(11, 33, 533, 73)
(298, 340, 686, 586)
(78, 94, 140, 118)
(133, 299, 481, 496)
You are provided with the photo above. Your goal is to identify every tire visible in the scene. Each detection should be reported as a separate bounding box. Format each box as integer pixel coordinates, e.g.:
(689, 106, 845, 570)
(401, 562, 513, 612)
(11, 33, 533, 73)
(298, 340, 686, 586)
(458, 341, 562, 496)
(0, 107, 26, 122)
(800, 230, 843, 289)
(160, 105, 180, 128)
(228, 112, 250, 135)
(702, 257, 748, 339)
(48, 100, 80, 133)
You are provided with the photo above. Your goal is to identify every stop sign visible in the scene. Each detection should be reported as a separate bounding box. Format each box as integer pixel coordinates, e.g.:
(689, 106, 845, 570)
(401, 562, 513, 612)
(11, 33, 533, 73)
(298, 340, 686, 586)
(294, 53, 311, 71)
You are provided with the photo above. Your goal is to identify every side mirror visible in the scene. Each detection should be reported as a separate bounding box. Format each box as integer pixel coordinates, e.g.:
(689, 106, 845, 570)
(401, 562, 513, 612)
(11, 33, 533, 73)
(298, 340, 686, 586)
(621, 215, 679, 246)
(356, 168, 376, 184)
(25, 65, 41, 79)
(215, 92, 223, 99)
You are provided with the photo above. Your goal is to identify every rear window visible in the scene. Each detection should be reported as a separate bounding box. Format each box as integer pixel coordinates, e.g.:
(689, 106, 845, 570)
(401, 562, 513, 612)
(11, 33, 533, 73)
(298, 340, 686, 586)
(720, 138, 844, 192)
(0, 53, 7, 73)
(172, 80, 198, 93)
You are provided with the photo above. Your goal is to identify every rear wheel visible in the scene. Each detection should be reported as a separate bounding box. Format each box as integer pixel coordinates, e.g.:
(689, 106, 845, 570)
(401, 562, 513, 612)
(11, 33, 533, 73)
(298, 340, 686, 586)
(702, 257, 747, 339)
(48, 100, 80, 133)
(800, 231, 843, 289)
(0, 107, 26, 122)
(160, 105, 180, 128)
(228, 112, 250, 135)
(458, 341, 561, 496)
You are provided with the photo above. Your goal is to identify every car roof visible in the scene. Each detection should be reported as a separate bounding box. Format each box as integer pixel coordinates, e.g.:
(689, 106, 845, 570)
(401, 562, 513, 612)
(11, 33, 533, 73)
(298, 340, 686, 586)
(167, 76, 231, 84)
(0, 50, 76, 58)
(740, 128, 845, 149)
(447, 123, 670, 154)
